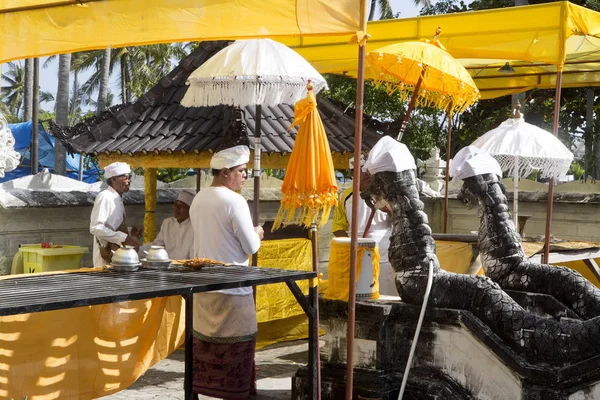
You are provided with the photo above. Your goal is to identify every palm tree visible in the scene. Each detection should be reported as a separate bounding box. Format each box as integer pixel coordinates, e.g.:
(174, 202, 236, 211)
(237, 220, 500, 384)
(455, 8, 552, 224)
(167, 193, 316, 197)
(368, 0, 430, 20)
(1, 61, 25, 118)
(23, 59, 34, 121)
(54, 53, 72, 175)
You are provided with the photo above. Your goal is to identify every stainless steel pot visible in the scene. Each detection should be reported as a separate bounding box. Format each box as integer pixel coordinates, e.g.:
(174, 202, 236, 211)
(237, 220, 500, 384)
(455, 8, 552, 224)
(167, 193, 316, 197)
(112, 245, 140, 265)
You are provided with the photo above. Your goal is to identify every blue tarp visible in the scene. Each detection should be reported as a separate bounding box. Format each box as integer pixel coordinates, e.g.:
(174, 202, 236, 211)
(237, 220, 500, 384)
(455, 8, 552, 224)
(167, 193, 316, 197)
(1, 122, 100, 183)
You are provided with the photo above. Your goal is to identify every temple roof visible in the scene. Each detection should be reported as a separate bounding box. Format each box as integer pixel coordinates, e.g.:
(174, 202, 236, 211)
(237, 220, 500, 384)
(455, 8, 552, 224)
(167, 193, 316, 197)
(50, 41, 386, 162)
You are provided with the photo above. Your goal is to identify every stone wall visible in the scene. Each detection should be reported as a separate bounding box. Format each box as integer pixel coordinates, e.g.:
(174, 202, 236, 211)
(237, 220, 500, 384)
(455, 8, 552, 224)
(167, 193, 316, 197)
(2, 186, 600, 275)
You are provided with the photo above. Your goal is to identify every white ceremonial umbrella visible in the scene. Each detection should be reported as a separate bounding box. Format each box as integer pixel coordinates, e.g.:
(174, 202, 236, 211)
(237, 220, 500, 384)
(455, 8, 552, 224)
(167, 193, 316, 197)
(181, 38, 327, 239)
(181, 38, 327, 107)
(471, 107, 574, 227)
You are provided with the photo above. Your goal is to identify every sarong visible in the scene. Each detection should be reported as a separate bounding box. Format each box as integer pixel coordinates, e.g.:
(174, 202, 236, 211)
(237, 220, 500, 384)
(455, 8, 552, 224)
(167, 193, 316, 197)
(192, 336, 256, 400)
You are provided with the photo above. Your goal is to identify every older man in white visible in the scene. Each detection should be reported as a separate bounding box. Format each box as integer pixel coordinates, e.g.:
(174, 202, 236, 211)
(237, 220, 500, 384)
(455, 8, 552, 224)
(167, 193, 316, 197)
(90, 162, 139, 267)
(139, 189, 195, 260)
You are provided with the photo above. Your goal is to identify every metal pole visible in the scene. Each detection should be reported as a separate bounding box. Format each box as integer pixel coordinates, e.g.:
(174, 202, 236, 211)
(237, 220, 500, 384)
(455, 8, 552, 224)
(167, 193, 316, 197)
(184, 290, 194, 400)
(31, 58, 39, 175)
(78, 157, 84, 181)
(443, 109, 452, 233)
(310, 221, 321, 400)
(252, 104, 262, 267)
(543, 70, 563, 264)
(346, 41, 367, 400)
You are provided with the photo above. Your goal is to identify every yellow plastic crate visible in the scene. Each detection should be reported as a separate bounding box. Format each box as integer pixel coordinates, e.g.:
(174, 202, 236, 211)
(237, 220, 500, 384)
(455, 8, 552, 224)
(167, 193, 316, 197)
(19, 244, 89, 274)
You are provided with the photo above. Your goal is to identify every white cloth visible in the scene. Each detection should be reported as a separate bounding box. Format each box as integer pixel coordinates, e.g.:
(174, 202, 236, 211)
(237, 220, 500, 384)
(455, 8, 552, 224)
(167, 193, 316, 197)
(139, 217, 193, 260)
(343, 193, 399, 297)
(90, 186, 128, 267)
(189, 186, 261, 296)
(450, 145, 503, 180)
(210, 145, 250, 170)
(362, 136, 416, 175)
(192, 292, 257, 339)
(176, 189, 195, 206)
(104, 162, 131, 180)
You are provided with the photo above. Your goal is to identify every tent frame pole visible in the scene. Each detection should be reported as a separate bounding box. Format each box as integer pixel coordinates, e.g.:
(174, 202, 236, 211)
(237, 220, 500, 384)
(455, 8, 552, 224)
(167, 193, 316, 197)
(543, 70, 563, 264)
(346, 41, 367, 400)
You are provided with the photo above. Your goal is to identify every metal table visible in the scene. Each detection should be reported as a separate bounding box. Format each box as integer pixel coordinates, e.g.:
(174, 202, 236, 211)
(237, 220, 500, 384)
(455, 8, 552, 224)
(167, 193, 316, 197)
(0, 265, 319, 400)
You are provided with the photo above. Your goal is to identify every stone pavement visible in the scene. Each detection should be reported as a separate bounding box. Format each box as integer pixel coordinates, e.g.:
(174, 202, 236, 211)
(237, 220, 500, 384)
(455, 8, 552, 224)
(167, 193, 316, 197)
(101, 340, 309, 400)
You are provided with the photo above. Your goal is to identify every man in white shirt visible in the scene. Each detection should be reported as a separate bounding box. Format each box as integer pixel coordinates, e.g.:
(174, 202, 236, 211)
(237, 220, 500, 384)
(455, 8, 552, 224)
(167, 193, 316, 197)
(189, 144, 264, 400)
(90, 162, 139, 267)
(139, 189, 195, 260)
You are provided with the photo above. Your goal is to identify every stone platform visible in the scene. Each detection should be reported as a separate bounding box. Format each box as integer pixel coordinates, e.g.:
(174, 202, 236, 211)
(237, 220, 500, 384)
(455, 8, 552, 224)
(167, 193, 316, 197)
(293, 293, 600, 399)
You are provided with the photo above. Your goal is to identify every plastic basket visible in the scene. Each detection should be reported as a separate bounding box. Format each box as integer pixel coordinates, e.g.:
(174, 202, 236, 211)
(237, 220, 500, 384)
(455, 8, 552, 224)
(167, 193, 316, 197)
(19, 244, 89, 274)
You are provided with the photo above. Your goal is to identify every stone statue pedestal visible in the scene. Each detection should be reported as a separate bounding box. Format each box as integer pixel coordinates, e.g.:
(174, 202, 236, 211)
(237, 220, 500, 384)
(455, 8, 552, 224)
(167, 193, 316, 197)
(292, 294, 600, 400)
(418, 149, 446, 193)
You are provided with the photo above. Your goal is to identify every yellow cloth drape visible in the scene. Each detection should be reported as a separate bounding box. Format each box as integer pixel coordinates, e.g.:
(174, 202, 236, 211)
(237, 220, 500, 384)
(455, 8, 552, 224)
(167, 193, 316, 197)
(255, 238, 315, 349)
(274, 89, 338, 230)
(324, 239, 380, 301)
(143, 168, 157, 243)
(0, 0, 362, 63)
(0, 270, 185, 400)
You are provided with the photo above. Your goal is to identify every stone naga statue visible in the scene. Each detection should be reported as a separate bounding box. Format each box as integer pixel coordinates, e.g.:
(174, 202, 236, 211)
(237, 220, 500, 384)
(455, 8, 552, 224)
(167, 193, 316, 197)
(459, 171, 600, 320)
(360, 137, 600, 364)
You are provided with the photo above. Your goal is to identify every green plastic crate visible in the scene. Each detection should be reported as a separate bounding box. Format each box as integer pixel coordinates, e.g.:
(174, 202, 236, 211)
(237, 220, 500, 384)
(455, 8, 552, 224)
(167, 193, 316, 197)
(19, 244, 89, 274)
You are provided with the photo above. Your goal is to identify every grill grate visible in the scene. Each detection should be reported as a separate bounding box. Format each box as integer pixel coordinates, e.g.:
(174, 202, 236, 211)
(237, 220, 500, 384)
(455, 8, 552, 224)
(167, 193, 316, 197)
(0, 266, 316, 316)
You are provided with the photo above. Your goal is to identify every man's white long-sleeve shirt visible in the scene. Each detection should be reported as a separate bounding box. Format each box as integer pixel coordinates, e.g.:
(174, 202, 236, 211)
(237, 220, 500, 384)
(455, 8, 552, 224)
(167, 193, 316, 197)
(189, 186, 260, 296)
(139, 217, 193, 260)
(90, 186, 128, 267)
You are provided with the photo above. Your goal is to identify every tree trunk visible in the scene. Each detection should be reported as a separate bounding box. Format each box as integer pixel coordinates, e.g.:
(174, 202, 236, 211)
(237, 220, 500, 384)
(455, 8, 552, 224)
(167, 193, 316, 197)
(54, 53, 71, 176)
(121, 56, 128, 104)
(97, 47, 111, 112)
(23, 59, 34, 121)
(368, 0, 377, 21)
(70, 72, 79, 119)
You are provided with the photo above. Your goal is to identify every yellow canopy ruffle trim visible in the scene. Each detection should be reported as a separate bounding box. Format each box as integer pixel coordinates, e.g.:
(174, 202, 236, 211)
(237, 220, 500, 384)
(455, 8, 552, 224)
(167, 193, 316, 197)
(273, 86, 338, 230)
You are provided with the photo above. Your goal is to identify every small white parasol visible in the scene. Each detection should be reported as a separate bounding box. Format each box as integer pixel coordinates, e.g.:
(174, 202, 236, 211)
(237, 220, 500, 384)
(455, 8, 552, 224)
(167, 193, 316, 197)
(181, 38, 327, 107)
(471, 104, 574, 226)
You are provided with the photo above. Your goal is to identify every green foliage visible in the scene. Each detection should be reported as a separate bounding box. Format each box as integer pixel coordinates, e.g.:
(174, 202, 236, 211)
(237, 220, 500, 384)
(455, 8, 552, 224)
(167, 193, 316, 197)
(568, 160, 585, 180)
(157, 168, 191, 183)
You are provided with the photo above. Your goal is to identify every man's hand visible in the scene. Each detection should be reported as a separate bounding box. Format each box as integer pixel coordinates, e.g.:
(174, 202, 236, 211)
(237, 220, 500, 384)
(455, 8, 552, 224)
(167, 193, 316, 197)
(130, 226, 143, 240)
(124, 235, 140, 251)
(254, 225, 264, 240)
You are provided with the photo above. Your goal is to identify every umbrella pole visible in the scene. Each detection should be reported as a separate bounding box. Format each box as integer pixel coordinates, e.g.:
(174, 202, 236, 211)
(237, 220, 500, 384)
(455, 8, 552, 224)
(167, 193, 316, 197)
(443, 108, 453, 233)
(310, 215, 322, 400)
(346, 40, 367, 400)
(513, 156, 519, 228)
(397, 74, 424, 142)
(252, 104, 262, 267)
(543, 71, 563, 264)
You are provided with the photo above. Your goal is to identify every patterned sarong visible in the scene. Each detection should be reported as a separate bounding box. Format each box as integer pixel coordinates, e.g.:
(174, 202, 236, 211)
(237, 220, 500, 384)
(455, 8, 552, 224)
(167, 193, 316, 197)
(192, 336, 256, 400)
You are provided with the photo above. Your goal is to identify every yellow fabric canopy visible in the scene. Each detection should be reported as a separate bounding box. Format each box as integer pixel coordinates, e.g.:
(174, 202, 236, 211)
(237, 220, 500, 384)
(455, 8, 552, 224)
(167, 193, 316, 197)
(0, 0, 362, 63)
(280, 1, 600, 99)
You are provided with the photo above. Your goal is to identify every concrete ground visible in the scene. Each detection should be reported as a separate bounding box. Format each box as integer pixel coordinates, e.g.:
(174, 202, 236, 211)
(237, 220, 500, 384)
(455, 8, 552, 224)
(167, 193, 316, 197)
(101, 340, 309, 400)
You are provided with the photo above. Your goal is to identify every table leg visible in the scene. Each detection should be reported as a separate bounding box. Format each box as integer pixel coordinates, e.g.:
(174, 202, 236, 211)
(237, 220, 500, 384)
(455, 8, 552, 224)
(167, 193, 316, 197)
(286, 280, 319, 399)
(185, 290, 194, 400)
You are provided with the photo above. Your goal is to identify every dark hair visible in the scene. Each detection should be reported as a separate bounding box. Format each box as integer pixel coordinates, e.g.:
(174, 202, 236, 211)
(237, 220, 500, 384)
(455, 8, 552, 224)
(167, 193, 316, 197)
(211, 169, 223, 176)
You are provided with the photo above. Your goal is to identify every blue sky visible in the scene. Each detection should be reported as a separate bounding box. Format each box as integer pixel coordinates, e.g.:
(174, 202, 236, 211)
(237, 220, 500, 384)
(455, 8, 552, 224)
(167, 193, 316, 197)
(6, 0, 423, 114)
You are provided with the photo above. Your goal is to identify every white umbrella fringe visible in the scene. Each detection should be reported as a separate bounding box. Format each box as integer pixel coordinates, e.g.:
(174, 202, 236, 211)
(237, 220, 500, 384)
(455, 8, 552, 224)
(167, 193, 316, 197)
(181, 75, 327, 108)
(493, 154, 573, 180)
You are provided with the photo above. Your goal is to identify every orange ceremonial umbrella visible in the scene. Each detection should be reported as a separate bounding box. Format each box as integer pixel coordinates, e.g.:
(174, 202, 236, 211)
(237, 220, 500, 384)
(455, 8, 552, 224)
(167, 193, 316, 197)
(273, 82, 338, 230)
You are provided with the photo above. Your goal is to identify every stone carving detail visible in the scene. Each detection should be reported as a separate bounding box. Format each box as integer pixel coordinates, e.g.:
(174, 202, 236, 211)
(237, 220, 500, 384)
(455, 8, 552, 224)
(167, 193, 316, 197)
(361, 168, 600, 364)
(459, 172, 600, 319)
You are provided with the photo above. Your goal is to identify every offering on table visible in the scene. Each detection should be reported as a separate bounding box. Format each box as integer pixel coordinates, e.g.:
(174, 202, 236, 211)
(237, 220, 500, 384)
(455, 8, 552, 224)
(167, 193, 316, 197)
(182, 258, 225, 270)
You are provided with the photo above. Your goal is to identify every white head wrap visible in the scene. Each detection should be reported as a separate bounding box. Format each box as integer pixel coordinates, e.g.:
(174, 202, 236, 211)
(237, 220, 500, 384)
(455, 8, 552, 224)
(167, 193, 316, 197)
(450, 146, 503, 180)
(349, 155, 366, 170)
(210, 145, 250, 170)
(104, 162, 131, 180)
(362, 136, 417, 174)
(176, 189, 195, 206)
